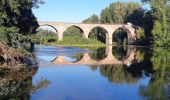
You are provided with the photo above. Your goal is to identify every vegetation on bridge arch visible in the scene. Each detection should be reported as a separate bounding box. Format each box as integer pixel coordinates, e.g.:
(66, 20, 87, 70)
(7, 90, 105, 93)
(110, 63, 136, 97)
(63, 26, 84, 37)
(35, 25, 105, 46)
(112, 28, 128, 46)
(35, 25, 58, 44)
(88, 27, 107, 44)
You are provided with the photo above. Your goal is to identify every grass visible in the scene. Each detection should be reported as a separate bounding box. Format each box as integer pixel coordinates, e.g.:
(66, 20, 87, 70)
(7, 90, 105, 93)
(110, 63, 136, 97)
(43, 36, 105, 46)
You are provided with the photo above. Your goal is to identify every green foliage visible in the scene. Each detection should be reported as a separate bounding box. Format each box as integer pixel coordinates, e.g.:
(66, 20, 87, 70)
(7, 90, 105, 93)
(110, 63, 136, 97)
(0, 0, 44, 51)
(83, 15, 106, 43)
(150, 0, 167, 33)
(55, 36, 104, 46)
(63, 27, 82, 37)
(34, 26, 104, 46)
(83, 14, 100, 24)
(112, 46, 128, 60)
(142, 0, 170, 46)
(100, 7, 113, 23)
(0, 0, 43, 34)
(0, 27, 18, 45)
(151, 21, 170, 46)
(136, 28, 145, 40)
(142, 11, 153, 37)
(151, 48, 170, 70)
(135, 49, 145, 62)
(83, 1, 146, 45)
(33, 29, 57, 44)
(88, 28, 106, 43)
(89, 47, 106, 61)
(166, 4, 170, 33)
(100, 2, 144, 25)
(100, 65, 138, 84)
(112, 28, 128, 45)
(152, 21, 163, 38)
(140, 47, 170, 100)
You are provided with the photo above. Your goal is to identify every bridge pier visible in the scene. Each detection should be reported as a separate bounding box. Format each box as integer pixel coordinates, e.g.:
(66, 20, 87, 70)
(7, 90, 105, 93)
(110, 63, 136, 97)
(106, 37, 112, 45)
(83, 32, 89, 39)
(105, 46, 112, 56)
(106, 32, 113, 45)
(58, 33, 63, 41)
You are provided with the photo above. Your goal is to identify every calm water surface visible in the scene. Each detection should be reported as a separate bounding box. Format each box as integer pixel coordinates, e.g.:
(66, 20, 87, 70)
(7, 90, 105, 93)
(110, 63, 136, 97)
(1, 45, 170, 100)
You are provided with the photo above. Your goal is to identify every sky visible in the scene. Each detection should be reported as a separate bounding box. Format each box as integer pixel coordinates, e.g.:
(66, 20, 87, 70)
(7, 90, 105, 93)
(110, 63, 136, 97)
(33, 0, 146, 23)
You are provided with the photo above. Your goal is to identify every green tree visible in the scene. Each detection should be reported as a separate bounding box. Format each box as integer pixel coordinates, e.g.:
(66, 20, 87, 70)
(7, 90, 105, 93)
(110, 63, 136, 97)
(100, 2, 144, 25)
(166, 4, 170, 33)
(100, 7, 112, 23)
(63, 27, 83, 37)
(140, 48, 170, 100)
(150, 0, 167, 33)
(142, 0, 170, 46)
(0, 0, 44, 47)
(83, 14, 100, 23)
(151, 20, 170, 46)
(152, 21, 164, 46)
(83, 14, 106, 43)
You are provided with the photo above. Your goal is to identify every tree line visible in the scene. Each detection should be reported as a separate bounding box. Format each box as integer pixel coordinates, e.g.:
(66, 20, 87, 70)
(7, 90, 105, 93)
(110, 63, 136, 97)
(83, 1, 170, 46)
(0, 0, 44, 48)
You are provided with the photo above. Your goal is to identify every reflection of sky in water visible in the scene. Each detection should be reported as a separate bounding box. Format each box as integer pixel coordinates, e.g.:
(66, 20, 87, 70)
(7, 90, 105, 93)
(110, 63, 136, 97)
(34, 45, 91, 63)
(31, 45, 150, 100)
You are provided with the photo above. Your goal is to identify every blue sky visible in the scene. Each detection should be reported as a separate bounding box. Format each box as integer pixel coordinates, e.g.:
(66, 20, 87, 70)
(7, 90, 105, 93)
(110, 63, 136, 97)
(33, 0, 146, 23)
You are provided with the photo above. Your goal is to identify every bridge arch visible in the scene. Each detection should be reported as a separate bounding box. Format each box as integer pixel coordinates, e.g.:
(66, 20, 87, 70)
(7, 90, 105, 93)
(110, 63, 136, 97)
(36, 24, 59, 43)
(88, 26, 109, 44)
(38, 21, 137, 44)
(63, 25, 85, 37)
(112, 26, 135, 44)
(37, 24, 58, 33)
(112, 46, 134, 62)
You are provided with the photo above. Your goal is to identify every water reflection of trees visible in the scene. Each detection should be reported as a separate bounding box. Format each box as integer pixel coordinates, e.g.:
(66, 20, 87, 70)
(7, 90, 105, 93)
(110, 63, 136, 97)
(95, 47, 170, 99)
(100, 65, 138, 84)
(69, 46, 170, 99)
(89, 47, 106, 61)
(70, 46, 134, 63)
(91, 47, 153, 84)
(139, 48, 170, 100)
(112, 46, 128, 60)
(0, 66, 50, 99)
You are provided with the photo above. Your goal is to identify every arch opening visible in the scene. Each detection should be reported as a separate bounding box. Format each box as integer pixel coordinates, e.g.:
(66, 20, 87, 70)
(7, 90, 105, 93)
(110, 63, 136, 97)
(63, 26, 84, 38)
(112, 46, 128, 61)
(36, 25, 58, 44)
(89, 47, 107, 61)
(112, 27, 131, 45)
(62, 26, 85, 44)
(37, 25, 58, 33)
(88, 27, 108, 44)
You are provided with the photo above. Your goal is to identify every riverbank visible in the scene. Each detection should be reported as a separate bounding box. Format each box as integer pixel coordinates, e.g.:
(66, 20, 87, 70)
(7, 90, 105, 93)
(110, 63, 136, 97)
(0, 42, 36, 69)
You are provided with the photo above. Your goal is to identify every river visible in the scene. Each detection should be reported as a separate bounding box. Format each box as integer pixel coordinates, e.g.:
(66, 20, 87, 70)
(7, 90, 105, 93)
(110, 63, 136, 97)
(0, 45, 170, 100)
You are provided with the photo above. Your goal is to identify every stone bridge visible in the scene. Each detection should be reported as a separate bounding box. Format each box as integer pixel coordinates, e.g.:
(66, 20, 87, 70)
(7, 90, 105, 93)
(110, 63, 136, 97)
(52, 46, 136, 66)
(38, 22, 137, 45)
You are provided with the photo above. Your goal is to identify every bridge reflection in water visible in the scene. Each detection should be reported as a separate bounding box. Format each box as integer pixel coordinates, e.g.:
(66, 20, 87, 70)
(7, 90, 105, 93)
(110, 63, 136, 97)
(52, 46, 136, 66)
